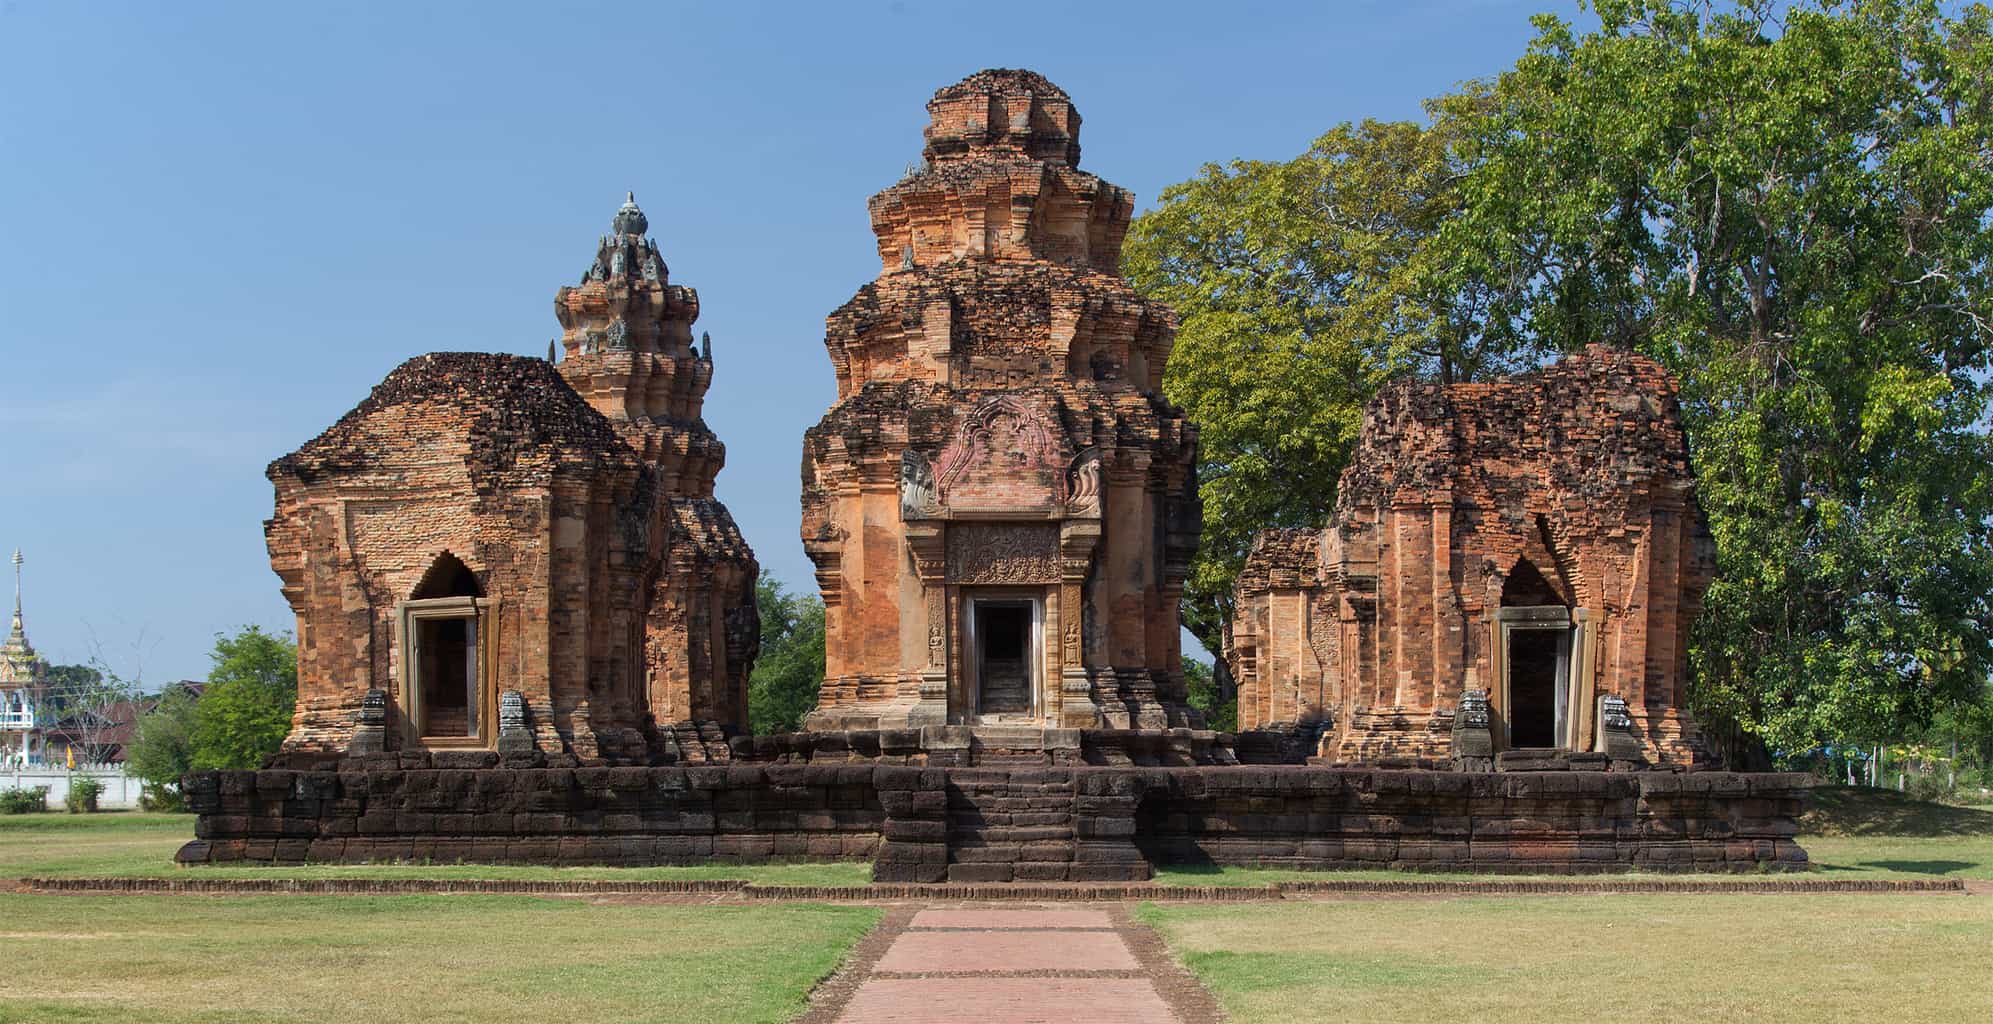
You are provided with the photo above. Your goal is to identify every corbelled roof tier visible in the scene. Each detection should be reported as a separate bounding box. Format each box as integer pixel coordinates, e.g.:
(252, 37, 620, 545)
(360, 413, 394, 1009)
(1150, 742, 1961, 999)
(923, 68, 1081, 167)
(271, 352, 639, 484)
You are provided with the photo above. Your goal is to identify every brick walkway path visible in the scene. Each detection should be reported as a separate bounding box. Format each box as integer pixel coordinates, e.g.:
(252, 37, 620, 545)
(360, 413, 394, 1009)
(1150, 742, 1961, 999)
(797, 903, 1223, 1023)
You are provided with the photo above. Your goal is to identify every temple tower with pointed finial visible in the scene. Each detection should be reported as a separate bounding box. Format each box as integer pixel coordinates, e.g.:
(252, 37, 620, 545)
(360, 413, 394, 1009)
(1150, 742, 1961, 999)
(554, 194, 760, 740)
(2, 549, 48, 766)
(261, 193, 758, 763)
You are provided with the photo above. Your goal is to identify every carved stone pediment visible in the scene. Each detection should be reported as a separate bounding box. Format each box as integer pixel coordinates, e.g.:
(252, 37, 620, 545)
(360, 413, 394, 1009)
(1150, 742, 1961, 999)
(945, 523, 1060, 584)
(934, 395, 1066, 512)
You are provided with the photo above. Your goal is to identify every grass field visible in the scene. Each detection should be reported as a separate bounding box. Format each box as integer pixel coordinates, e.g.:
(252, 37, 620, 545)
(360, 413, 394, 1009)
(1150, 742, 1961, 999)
(1138, 893, 1992, 1024)
(1140, 789, 1993, 1023)
(0, 893, 879, 1024)
(1, 786, 1989, 1021)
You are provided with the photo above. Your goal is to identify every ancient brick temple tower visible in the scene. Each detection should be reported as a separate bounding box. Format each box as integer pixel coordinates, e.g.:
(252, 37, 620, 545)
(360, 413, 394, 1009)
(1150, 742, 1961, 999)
(1230, 347, 1716, 766)
(553, 193, 761, 747)
(801, 70, 1202, 738)
(266, 194, 756, 764)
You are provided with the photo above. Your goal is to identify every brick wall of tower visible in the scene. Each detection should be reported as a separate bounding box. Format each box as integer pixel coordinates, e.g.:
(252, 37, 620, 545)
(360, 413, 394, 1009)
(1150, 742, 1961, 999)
(1231, 346, 1716, 766)
(801, 71, 1200, 734)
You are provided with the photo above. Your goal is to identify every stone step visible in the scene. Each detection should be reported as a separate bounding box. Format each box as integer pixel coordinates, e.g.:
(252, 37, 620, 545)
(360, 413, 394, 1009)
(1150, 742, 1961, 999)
(948, 825, 1075, 846)
(948, 810, 1074, 828)
(946, 842, 1077, 864)
(946, 794, 1074, 809)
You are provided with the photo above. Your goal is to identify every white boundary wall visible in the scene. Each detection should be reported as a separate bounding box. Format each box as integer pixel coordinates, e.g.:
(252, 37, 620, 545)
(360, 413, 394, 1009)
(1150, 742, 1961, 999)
(1, 767, 145, 809)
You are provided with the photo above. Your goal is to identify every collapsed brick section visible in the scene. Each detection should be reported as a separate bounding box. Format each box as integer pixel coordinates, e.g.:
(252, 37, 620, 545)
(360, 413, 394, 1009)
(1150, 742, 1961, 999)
(264, 195, 756, 765)
(183, 764, 1809, 876)
(1231, 346, 1716, 766)
(802, 69, 1202, 736)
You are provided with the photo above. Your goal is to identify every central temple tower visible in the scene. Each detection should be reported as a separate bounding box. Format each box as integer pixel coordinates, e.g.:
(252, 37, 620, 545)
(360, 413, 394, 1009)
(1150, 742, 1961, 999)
(801, 70, 1201, 737)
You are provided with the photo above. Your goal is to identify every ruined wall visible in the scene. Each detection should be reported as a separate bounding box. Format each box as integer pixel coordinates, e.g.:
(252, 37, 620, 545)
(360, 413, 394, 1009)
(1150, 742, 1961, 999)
(1231, 347, 1716, 765)
(802, 69, 1199, 733)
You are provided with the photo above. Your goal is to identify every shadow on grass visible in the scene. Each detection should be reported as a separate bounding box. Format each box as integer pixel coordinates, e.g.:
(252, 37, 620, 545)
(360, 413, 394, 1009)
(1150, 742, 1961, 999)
(1856, 859, 1978, 876)
(1800, 787, 1993, 838)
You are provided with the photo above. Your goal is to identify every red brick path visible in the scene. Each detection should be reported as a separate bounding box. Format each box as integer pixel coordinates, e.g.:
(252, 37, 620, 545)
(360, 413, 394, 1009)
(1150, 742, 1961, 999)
(803, 904, 1221, 1023)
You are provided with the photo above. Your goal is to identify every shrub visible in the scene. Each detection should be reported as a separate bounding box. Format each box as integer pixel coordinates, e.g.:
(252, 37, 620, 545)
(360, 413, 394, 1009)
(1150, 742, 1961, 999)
(64, 775, 104, 814)
(0, 786, 50, 814)
(138, 781, 186, 813)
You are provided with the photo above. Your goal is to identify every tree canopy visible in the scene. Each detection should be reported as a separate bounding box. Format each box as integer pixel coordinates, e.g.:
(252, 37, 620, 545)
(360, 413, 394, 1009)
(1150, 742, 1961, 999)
(1127, 0, 1993, 754)
(747, 574, 825, 735)
(187, 625, 297, 772)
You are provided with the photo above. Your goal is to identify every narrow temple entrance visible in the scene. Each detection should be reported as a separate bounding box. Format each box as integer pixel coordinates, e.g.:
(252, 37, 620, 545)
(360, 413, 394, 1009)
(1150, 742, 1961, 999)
(416, 617, 477, 737)
(973, 599, 1037, 718)
(404, 553, 485, 743)
(1506, 628, 1567, 748)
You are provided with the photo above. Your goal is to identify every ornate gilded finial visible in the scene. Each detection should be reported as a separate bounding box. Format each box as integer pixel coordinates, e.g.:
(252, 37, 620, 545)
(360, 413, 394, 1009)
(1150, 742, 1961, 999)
(612, 191, 648, 237)
(9, 549, 22, 639)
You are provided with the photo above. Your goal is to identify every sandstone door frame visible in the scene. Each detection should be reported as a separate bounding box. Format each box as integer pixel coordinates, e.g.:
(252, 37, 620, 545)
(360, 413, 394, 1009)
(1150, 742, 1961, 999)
(1490, 605, 1591, 751)
(393, 595, 498, 750)
(961, 590, 1045, 724)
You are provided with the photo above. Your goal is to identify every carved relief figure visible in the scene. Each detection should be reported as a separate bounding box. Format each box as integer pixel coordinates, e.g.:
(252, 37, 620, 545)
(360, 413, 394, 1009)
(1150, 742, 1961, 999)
(900, 449, 938, 519)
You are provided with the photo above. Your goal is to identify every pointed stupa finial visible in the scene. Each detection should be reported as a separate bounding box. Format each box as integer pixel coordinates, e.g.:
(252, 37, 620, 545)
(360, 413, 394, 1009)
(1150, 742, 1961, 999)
(613, 191, 648, 237)
(700, 331, 712, 361)
(547, 339, 557, 363)
(9, 549, 23, 641)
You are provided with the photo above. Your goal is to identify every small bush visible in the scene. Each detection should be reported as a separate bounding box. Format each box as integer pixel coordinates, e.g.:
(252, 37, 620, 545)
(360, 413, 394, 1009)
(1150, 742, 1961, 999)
(138, 781, 186, 813)
(64, 776, 104, 814)
(0, 786, 50, 814)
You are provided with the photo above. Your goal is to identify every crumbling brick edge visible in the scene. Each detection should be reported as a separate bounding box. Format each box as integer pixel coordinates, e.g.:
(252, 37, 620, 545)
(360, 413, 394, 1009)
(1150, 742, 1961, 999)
(15, 876, 1966, 899)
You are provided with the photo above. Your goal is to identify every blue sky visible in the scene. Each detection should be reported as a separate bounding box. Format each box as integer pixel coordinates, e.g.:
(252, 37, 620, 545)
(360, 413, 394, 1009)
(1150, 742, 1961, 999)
(0, 0, 1554, 684)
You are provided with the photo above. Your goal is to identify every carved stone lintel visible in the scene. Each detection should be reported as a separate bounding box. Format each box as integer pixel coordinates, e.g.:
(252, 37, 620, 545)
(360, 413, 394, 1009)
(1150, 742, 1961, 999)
(945, 523, 1059, 584)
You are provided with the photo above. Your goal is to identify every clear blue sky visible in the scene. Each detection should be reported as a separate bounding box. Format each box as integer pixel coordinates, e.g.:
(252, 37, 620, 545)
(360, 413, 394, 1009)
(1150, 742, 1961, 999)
(0, 0, 1556, 685)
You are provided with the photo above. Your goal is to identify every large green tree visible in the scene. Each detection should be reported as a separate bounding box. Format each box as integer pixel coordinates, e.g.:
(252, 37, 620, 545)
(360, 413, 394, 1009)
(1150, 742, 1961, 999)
(1128, 0, 1993, 754)
(747, 574, 825, 735)
(1443, 0, 1993, 751)
(188, 626, 297, 771)
(1124, 114, 1534, 669)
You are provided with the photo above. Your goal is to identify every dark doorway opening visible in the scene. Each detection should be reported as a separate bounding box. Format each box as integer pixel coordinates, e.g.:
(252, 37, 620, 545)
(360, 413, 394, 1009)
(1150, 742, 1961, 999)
(417, 617, 476, 737)
(1507, 629, 1561, 748)
(975, 602, 1033, 716)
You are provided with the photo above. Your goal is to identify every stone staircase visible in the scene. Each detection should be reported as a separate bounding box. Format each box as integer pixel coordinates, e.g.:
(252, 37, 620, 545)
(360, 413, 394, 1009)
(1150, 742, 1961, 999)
(944, 769, 1081, 882)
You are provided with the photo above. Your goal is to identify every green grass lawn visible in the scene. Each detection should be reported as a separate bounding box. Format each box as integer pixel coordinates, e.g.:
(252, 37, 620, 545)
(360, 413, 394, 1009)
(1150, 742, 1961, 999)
(0, 813, 872, 886)
(0, 893, 879, 1024)
(1143, 787, 1993, 1023)
(1138, 894, 1992, 1024)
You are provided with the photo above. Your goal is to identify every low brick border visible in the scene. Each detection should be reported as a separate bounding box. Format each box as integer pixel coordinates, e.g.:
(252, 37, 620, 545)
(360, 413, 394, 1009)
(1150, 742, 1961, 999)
(15, 876, 1966, 898)
(1106, 903, 1227, 1023)
(792, 905, 918, 1024)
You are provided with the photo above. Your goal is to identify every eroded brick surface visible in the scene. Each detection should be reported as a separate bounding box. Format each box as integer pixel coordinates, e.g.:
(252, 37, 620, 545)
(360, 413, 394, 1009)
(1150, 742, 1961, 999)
(1232, 346, 1716, 765)
(264, 195, 755, 764)
(800, 69, 1200, 735)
